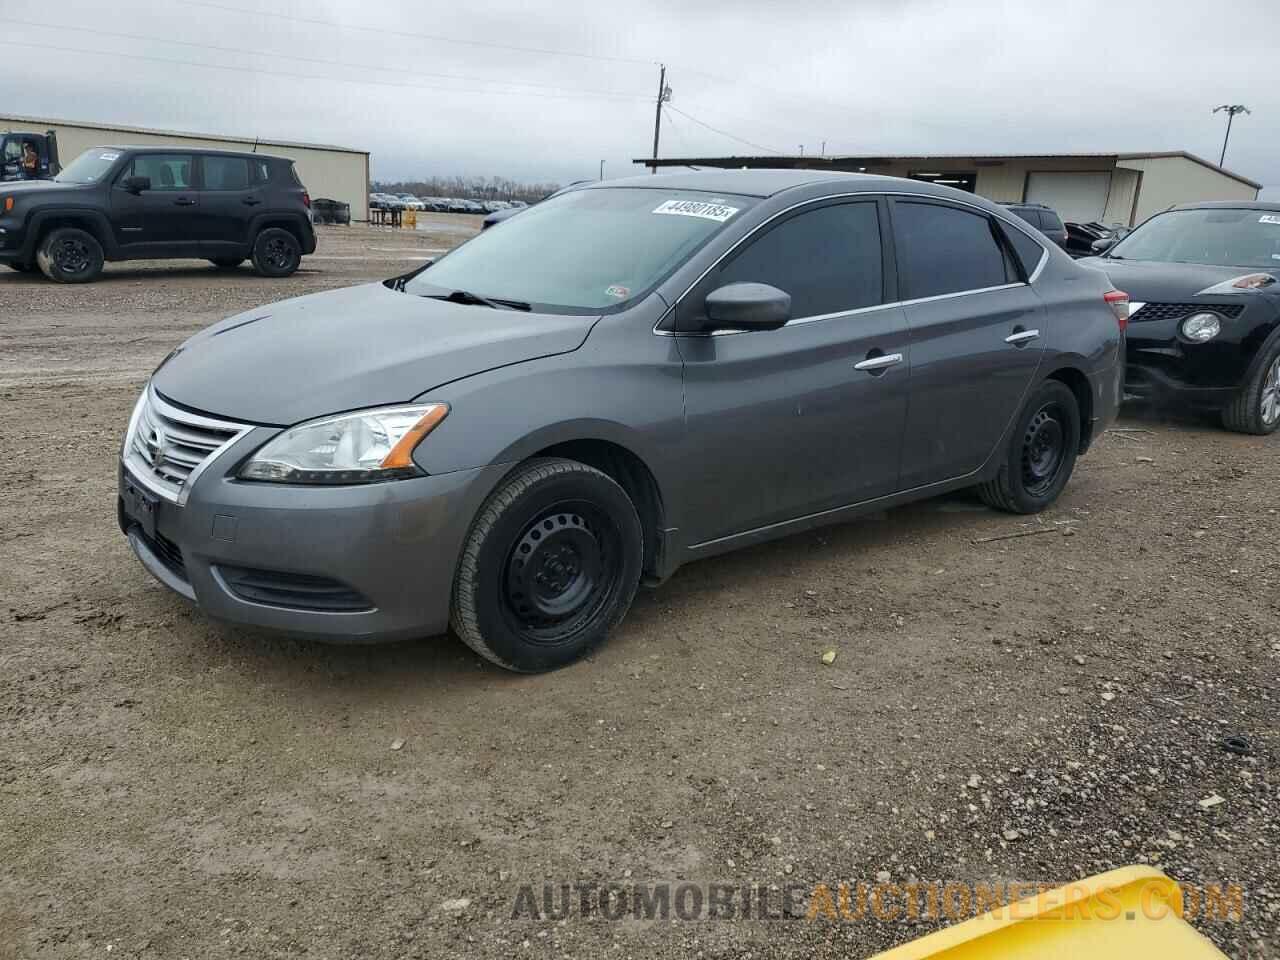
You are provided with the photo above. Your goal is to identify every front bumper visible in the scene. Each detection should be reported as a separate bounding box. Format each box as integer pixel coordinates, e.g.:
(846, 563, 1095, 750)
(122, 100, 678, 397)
(119, 455, 510, 643)
(0, 222, 29, 261)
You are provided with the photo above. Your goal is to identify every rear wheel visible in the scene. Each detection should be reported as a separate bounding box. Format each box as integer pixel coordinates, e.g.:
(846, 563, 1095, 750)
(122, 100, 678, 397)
(251, 228, 301, 278)
(36, 227, 104, 283)
(209, 257, 245, 269)
(450, 458, 644, 673)
(1221, 340, 1280, 435)
(978, 380, 1081, 514)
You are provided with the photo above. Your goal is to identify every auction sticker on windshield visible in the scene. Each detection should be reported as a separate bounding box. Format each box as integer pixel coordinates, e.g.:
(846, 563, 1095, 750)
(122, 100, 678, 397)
(1259, 215, 1280, 225)
(652, 199, 740, 222)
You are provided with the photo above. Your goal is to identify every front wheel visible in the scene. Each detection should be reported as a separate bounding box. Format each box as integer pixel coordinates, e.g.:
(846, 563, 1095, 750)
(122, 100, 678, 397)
(1221, 340, 1280, 435)
(35, 227, 104, 283)
(250, 228, 301, 278)
(977, 380, 1081, 514)
(450, 458, 644, 673)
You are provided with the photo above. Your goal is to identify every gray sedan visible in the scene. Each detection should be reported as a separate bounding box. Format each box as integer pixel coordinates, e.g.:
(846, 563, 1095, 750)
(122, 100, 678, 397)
(119, 170, 1125, 672)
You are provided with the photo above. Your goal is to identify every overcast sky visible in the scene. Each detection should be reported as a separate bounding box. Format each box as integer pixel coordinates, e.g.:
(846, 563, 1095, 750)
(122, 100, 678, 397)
(3, 0, 1275, 192)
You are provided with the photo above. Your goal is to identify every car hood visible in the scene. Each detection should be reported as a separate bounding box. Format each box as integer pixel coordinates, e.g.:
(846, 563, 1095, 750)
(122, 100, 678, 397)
(1077, 257, 1269, 302)
(1, 179, 92, 196)
(153, 282, 598, 425)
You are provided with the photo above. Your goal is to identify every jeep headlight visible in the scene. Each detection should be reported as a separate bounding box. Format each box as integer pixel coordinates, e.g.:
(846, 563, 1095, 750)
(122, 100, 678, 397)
(1181, 312, 1221, 342)
(239, 404, 448, 484)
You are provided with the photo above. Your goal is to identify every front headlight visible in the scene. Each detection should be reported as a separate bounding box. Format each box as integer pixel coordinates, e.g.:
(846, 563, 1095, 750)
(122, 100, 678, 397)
(1181, 312, 1222, 342)
(239, 403, 449, 484)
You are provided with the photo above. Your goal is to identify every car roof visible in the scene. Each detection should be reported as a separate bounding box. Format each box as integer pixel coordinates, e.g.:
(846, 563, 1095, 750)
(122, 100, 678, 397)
(588, 168, 979, 200)
(93, 145, 289, 162)
(1171, 200, 1280, 212)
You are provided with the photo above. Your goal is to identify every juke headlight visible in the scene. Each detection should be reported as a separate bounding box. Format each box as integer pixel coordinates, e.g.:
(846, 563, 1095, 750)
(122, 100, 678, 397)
(239, 404, 449, 484)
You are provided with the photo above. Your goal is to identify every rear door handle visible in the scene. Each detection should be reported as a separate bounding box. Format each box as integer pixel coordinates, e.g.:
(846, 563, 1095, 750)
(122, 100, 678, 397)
(1005, 328, 1040, 345)
(853, 353, 903, 372)
(173, 197, 196, 206)
(242, 197, 261, 206)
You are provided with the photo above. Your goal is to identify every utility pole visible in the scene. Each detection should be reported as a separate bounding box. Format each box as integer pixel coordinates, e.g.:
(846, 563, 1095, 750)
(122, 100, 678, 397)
(1213, 104, 1250, 166)
(650, 64, 670, 173)
(599, 159, 606, 181)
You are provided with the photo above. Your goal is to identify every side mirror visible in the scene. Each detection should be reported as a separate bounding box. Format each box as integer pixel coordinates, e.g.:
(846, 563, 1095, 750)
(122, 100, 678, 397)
(704, 282, 791, 331)
(123, 175, 151, 194)
(1090, 236, 1118, 255)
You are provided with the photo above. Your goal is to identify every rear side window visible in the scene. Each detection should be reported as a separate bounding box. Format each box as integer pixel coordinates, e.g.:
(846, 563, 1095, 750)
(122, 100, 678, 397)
(999, 220, 1047, 279)
(1040, 209, 1065, 231)
(203, 156, 249, 190)
(893, 201, 1010, 299)
(717, 202, 883, 318)
(1009, 207, 1042, 228)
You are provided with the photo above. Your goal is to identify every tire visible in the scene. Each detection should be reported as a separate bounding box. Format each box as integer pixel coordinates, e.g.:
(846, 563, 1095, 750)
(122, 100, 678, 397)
(977, 379, 1081, 514)
(1221, 339, 1280, 435)
(250, 227, 301, 278)
(450, 457, 644, 673)
(35, 227, 104, 283)
(209, 257, 245, 269)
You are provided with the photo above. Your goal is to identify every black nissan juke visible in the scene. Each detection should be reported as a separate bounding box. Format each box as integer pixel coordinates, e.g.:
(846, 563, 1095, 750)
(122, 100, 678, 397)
(1081, 201, 1280, 434)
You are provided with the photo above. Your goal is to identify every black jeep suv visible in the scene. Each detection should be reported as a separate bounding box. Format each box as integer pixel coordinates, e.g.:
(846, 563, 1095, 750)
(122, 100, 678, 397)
(0, 145, 316, 283)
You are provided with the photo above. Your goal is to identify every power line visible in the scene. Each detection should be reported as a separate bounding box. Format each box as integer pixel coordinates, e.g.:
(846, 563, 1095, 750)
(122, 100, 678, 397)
(184, 0, 657, 66)
(8, 18, 649, 100)
(0, 39, 652, 103)
(664, 105, 782, 155)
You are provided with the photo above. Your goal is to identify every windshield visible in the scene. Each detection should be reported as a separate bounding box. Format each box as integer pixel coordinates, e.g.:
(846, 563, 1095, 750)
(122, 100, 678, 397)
(54, 147, 124, 184)
(1107, 207, 1280, 269)
(404, 187, 756, 312)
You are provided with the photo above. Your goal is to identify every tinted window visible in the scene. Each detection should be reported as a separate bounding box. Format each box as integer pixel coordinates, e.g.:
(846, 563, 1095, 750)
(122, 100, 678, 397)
(130, 154, 193, 190)
(1008, 207, 1042, 228)
(718, 202, 883, 318)
(1040, 209, 1064, 231)
(999, 220, 1047, 279)
(894, 202, 1010, 298)
(204, 156, 249, 190)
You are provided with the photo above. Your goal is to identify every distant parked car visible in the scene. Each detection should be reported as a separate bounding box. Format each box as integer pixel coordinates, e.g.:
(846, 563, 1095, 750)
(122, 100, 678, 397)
(1081, 201, 1280, 434)
(1064, 221, 1126, 258)
(447, 199, 470, 213)
(1003, 203, 1069, 250)
(312, 198, 351, 225)
(398, 194, 425, 211)
(0, 144, 315, 282)
(481, 182, 587, 230)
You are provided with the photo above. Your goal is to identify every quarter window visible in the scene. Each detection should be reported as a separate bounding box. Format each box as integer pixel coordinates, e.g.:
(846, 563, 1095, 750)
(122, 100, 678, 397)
(1000, 220, 1047, 279)
(129, 154, 194, 191)
(203, 156, 250, 190)
(717, 202, 884, 318)
(894, 201, 1011, 299)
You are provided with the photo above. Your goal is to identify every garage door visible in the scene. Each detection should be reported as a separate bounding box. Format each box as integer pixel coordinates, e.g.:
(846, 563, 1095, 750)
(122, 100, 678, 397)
(1025, 172, 1112, 223)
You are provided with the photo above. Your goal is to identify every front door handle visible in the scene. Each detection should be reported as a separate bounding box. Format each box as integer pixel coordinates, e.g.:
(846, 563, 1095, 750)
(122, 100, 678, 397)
(242, 197, 262, 206)
(1005, 328, 1040, 346)
(853, 352, 904, 372)
(173, 197, 196, 206)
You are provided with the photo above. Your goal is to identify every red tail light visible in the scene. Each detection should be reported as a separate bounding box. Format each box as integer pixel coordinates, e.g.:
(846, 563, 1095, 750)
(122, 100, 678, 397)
(302, 191, 311, 209)
(1104, 290, 1129, 331)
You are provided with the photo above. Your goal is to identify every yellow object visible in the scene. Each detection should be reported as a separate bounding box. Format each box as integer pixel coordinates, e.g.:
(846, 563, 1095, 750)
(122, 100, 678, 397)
(869, 867, 1227, 960)
(403, 209, 417, 228)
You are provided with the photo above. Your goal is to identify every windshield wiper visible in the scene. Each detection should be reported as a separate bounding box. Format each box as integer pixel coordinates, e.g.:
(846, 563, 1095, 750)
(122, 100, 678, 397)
(427, 289, 531, 311)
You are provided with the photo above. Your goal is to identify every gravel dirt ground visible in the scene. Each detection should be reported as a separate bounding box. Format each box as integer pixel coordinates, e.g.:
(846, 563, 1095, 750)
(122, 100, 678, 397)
(1, 221, 1277, 959)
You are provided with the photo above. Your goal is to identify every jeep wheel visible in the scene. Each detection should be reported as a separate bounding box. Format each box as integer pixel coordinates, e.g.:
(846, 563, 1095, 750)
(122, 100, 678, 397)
(209, 257, 245, 269)
(450, 458, 644, 673)
(251, 228, 301, 278)
(977, 380, 1081, 514)
(36, 228, 104, 283)
(1221, 339, 1280, 435)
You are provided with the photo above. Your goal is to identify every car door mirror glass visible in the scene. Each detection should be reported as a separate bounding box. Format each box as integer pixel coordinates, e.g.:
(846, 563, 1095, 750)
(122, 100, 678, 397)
(705, 282, 791, 331)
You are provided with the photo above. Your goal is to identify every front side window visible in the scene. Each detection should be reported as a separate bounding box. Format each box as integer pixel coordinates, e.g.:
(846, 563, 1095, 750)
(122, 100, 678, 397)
(1107, 207, 1280, 269)
(203, 156, 250, 190)
(404, 187, 757, 313)
(716, 201, 884, 318)
(894, 201, 1011, 299)
(130, 154, 194, 191)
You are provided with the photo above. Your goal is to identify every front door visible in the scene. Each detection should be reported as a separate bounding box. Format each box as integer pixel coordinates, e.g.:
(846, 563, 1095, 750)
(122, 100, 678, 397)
(675, 198, 911, 546)
(889, 198, 1046, 488)
(110, 154, 200, 257)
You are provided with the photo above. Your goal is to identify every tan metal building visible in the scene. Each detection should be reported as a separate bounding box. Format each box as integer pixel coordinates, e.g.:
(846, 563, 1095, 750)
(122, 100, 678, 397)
(640, 151, 1261, 226)
(2, 113, 370, 222)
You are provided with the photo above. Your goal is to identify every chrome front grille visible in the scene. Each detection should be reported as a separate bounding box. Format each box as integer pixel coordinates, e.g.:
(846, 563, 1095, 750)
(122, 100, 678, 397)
(124, 388, 250, 503)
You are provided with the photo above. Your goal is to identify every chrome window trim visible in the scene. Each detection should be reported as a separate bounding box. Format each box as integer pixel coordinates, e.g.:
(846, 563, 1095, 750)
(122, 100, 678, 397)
(121, 385, 254, 506)
(653, 189, 1048, 338)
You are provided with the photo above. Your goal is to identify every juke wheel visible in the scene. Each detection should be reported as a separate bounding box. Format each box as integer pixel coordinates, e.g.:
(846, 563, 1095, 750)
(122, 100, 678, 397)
(35, 227, 104, 283)
(450, 458, 644, 673)
(251, 228, 302, 278)
(978, 380, 1080, 514)
(1221, 339, 1280, 435)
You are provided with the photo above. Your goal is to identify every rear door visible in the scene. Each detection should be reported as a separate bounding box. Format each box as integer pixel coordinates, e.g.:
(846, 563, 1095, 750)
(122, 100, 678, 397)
(196, 154, 258, 257)
(889, 198, 1046, 488)
(676, 197, 911, 545)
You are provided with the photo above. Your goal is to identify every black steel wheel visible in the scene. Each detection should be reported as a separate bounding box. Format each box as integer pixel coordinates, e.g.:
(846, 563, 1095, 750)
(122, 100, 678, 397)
(978, 379, 1080, 514)
(251, 227, 302, 278)
(451, 458, 644, 673)
(36, 227, 104, 283)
